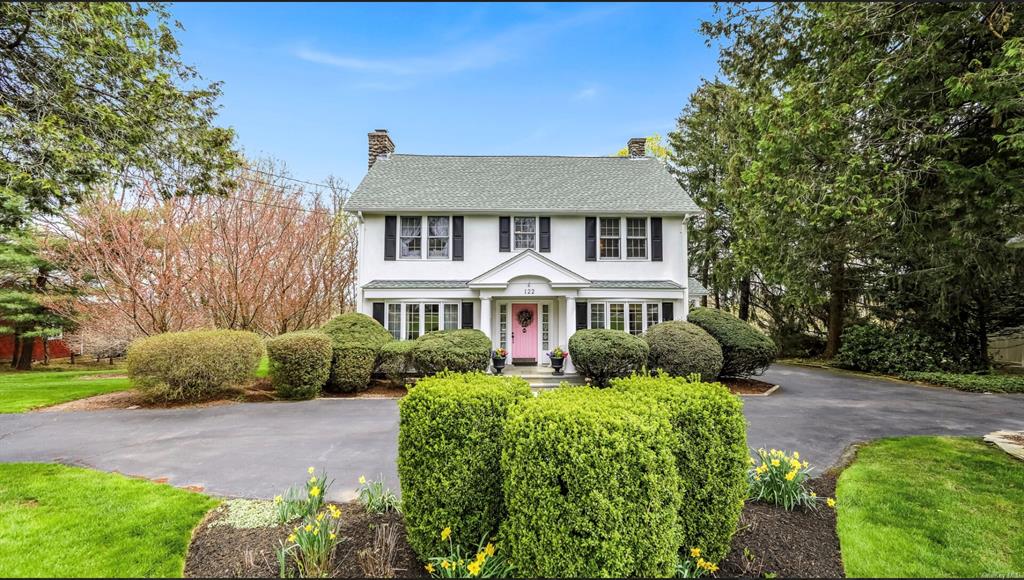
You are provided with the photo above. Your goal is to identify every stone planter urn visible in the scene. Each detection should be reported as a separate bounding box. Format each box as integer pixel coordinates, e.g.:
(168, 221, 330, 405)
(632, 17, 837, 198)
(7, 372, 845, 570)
(548, 349, 567, 376)
(492, 350, 508, 375)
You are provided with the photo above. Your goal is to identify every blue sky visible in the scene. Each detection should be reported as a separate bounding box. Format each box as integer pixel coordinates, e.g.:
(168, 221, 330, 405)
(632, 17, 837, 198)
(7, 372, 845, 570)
(169, 2, 720, 190)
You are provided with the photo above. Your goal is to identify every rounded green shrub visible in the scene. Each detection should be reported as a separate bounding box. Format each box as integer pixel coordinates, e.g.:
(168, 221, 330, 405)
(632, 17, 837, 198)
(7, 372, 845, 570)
(265, 331, 332, 400)
(612, 373, 748, 562)
(644, 320, 724, 380)
(501, 387, 682, 578)
(377, 340, 416, 386)
(688, 308, 777, 377)
(836, 323, 946, 374)
(410, 329, 491, 375)
(567, 328, 649, 386)
(398, 371, 531, 558)
(321, 313, 393, 392)
(127, 329, 265, 402)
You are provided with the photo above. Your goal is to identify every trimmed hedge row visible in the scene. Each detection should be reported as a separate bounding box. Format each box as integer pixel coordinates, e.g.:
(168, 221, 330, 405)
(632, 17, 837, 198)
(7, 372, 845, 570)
(645, 320, 724, 380)
(568, 329, 649, 386)
(502, 387, 682, 577)
(836, 323, 948, 375)
(688, 308, 777, 377)
(378, 340, 416, 386)
(266, 331, 332, 399)
(612, 373, 748, 561)
(397, 371, 531, 557)
(321, 313, 393, 392)
(409, 329, 491, 375)
(127, 329, 265, 402)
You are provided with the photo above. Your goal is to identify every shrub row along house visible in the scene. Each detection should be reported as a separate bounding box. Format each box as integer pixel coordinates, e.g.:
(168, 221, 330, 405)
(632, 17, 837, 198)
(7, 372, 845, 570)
(346, 130, 707, 371)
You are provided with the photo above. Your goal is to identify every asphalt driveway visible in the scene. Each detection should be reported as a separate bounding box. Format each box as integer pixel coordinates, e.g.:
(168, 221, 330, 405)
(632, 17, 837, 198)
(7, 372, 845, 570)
(2, 364, 1022, 500)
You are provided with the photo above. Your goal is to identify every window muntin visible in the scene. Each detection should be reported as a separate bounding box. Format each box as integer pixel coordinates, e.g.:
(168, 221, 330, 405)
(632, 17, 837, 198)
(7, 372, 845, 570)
(499, 304, 508, 351)
(386, 304, 402, 339)
(599, 218, 620, 259)
(590, 303, 605, 329)
(513, 217, 537, 251)
(541, 304, 550, 351)
(399, 217, 422, 259)
(427, 216, 450, 259)
(628, 304, 643, 335)
(405, 304, 420, 340)
(609, 303, 625, 331)
(626, 218, 647, 259)
(424, 304, 440, 333)
(444, 304, 459, 330)
(646, 303, 660, 330)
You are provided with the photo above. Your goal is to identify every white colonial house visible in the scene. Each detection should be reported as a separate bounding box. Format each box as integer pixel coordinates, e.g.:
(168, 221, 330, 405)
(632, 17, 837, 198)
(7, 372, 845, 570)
(346, 129, 706, 372)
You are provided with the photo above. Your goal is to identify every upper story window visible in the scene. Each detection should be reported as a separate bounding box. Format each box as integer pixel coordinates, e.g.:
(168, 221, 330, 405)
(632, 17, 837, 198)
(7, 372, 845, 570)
(513, 217, 536, 251)
(400, 216, 450, 259)
(599, 217, 650, 260)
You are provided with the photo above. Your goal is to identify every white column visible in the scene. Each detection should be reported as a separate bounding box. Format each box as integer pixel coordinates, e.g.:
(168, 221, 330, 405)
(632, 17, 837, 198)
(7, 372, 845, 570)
(480, 297, 492, 345)
(564, 295, 576, 373)
(682, 217, 690, 320)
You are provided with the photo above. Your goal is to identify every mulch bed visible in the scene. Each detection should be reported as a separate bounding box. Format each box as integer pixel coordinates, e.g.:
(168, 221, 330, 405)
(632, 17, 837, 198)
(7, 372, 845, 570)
(185, 502, 421, 578)
(720, 475, 844, 578)
(721, 377, 778, 395)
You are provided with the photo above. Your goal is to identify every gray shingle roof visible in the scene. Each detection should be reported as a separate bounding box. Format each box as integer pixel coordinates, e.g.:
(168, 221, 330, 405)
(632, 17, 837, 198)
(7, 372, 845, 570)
(346, 155, 700, 215)
(362, 278, 707, 292)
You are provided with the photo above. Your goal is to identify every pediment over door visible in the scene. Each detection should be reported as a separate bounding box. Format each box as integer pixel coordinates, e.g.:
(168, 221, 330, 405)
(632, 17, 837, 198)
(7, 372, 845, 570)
(468, 249, 591, 289)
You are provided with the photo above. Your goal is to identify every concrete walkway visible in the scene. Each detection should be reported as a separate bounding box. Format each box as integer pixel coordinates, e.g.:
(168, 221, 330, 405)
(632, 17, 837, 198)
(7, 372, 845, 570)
(2, 364, 1022, 499)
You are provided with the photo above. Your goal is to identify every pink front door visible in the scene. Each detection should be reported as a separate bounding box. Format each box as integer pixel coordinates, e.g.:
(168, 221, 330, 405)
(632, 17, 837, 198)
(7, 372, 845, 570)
(511, 303, 538, 361)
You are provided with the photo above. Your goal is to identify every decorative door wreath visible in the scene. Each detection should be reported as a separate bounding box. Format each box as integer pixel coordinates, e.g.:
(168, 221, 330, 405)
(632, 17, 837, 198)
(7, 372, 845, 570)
(517, 309, 534, 331)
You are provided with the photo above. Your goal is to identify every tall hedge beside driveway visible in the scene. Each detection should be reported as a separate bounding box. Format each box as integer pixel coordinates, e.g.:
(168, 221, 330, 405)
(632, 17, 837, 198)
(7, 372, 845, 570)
(127, 329, 264, 402)
(568, 329, 649, 386)
(321, 313, 393, 392)
(265, 331, 332, 399)
(612, 373, 748, 561)
(410, 329, 491, 375)
(397, 371, 531, 558)
(501, 387, 681, 578)
(644, 320, 724, 380)
(688, 308, 777, 377)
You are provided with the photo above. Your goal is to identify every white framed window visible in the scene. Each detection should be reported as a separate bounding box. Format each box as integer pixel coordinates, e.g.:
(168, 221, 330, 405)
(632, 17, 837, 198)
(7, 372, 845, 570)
(513, 216, 537, 251)
(399, 216, 451, 260)
(588, 302, 663, 334)
(424, 304, 440, 333)
(599, 218, 620, 259)
(427, 216, 450, 259)
(387, 304, 402, 339)
(405, 304, 420, 340)
(499, 304, 508, 350)
(626, 218, 647, 259)
(541, 304, 550, 351)
(444, 304, 459, 330)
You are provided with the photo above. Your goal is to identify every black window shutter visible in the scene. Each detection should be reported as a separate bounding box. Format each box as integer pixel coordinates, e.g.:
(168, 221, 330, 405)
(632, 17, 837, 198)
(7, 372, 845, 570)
(384, 216, 397, 261)
(651, 217, 663, 262)
(498, 216, 511, 252)
(461, 302, 474, 329)
(662, 302, 674, 322)
(452, 216, 464, 261)
(585, 217, 597, 261)
(539, 217, 551, 252)
(575, 300, 587, 331)
(372, 302, 385, 326)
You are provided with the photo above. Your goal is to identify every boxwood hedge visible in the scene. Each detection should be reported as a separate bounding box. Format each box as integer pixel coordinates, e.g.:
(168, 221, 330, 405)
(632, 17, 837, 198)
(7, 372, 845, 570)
(501, 387, 682, 578)
(410, 329, 491, 375)
(688, 308, 777, 377)
(612, 373, 748, 561)
(321, 313, 393, 392)
(377, 340, 416, 386)
(265, 331, 332, 399)
(644, 320, 724, 380)
(567, 329, 649, 386)
(397, 371, 531, 558)
(127, 329, 265, 402)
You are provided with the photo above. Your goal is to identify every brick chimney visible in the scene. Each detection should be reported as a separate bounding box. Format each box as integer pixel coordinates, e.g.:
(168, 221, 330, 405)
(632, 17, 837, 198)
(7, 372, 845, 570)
(368, 129, 395, 169)
(627, 137, 646, 158)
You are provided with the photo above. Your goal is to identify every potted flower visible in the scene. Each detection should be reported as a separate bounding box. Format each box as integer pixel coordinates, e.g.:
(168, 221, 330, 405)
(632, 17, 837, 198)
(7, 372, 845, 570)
(548, 346, 567, 375)
(492, 347, 508, 375)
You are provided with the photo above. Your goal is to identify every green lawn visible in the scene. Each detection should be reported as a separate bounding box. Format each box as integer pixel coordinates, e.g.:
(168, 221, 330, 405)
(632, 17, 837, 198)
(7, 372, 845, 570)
(0, 365, 132, 414)
(837, 436, 1024, 578)
(0, 463, 219, 577)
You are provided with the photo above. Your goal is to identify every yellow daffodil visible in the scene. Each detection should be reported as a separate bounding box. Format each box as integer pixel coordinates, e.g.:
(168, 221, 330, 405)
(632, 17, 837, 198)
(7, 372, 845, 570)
(803, 460, 809, 468)
(793, 451, 800, 460)
(313, 528, 319, 536)
(309, 476, 317, 484)
(329, 532, 336, 540)
(441, 560, 451, 570)
(690, 547, 701, 558)
(316, 512, 325, 521)
(304, 524, 313, 532)
(708, 562, 720, 573)
(475, 552, 486, 564)
(467, 561, 482, 576)
(309, 486, 320, 497)
(785, 470, 796, 481)
(441, 527, 451, 541)
(748, 456, 755, 465)
(287, 534, 296, 543)
(308, 466, 315, 474)
(273, 495, 283, 504)
(359, 475, 367, 485)
(810, 491, 817, 498)
(827, 497, 836, 508)
(754, 474, 761, 481)
(425, 563, 436, 574)
(771, 459, 781, 467)
(790, 459, 801, 469)
(485, 543, 496, 557)
(697, 558, 708, 570)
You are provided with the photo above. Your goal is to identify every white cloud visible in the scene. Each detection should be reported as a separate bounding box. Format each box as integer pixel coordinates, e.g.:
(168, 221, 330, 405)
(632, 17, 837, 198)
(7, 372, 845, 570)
(572, 86, 599, 101)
